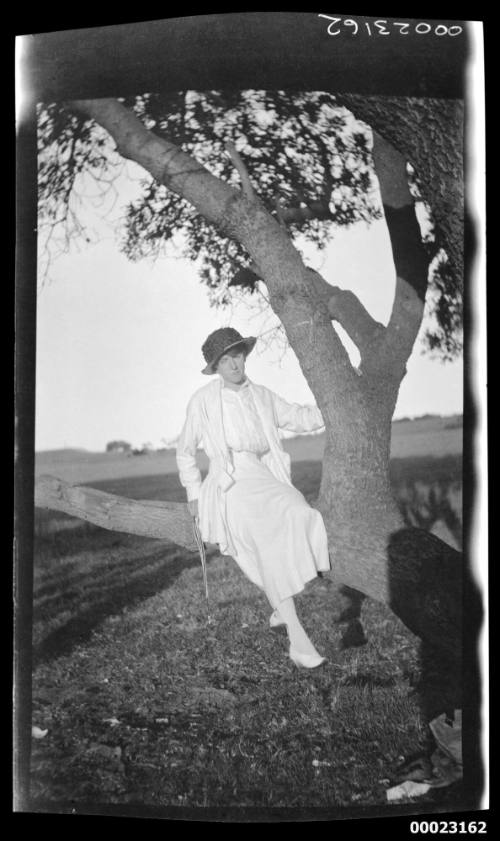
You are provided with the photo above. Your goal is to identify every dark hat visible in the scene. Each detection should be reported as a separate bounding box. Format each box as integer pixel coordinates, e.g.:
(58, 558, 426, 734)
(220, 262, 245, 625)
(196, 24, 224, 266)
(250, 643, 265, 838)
(201, 327, 256, 375)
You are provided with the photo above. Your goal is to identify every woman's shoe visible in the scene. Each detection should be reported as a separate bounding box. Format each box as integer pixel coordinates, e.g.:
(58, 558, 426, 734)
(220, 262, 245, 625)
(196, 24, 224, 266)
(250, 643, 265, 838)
(289, 646, 326, 669)
(269, 610, 286, 629)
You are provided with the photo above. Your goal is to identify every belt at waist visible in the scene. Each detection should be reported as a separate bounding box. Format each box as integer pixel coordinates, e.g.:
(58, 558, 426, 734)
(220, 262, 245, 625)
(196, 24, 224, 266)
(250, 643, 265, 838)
(230, 449, 270, 464)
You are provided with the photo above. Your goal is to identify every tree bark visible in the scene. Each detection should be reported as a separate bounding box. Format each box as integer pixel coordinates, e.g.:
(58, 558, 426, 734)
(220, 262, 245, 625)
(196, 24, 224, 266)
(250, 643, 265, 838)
(35, 474, 198, 550)
(335, 95, 464, 288)
(60, 96, 463, 660)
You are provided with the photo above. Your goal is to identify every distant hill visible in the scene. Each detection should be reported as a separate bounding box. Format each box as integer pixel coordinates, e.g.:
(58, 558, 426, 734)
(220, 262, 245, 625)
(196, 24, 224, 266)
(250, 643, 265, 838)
(393, 413, 462, 426)
(284, 414, 462, 461)
(36, 448, 89, 459)
(35, 414, 462, 485)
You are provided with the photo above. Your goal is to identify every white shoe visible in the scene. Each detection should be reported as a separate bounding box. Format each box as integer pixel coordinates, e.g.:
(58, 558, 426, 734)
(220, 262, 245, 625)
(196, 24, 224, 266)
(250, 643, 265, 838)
(269, 610, 286, 629)
(289, 646, 326, 669)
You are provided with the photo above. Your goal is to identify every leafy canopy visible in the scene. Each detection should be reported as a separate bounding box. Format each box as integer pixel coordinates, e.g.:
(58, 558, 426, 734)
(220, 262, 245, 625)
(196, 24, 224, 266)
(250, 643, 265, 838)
(37, 89, 461, 357)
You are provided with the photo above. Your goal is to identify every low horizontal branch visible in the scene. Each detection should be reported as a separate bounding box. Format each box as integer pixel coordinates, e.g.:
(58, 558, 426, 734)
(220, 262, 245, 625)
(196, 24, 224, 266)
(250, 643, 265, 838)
(34, 476, 462, 661)
(35, 474, 198, 552)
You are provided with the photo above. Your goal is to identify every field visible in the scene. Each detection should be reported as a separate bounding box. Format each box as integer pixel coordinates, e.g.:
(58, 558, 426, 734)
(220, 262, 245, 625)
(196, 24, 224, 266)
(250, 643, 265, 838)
(35, 414, 462, 485)
(30, 418, 466, 816)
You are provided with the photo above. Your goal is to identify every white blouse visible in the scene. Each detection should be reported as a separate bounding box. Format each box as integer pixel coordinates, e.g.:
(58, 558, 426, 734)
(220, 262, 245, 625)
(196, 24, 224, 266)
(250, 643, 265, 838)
(221, 379, 270, 454)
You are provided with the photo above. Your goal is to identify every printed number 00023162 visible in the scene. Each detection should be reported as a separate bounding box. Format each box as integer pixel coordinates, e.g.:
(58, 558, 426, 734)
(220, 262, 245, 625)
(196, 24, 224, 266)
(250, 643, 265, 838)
(409, 821, 487, 834)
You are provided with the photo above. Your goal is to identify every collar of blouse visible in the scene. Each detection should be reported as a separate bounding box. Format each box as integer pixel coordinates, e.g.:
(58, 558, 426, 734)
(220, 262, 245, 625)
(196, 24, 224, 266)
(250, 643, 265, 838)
(219, 376, 250, 394)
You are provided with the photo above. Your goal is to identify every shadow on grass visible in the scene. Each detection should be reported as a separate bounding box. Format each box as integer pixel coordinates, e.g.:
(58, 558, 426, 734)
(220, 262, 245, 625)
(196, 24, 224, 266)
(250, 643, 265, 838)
(387, 526, 484, 809)
(33, 534, 204, 667)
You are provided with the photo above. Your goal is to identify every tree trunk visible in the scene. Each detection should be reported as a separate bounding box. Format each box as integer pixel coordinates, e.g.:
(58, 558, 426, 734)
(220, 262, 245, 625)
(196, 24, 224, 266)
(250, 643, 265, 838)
(59, 96, 463, 662)
(335, 95, 464, 288)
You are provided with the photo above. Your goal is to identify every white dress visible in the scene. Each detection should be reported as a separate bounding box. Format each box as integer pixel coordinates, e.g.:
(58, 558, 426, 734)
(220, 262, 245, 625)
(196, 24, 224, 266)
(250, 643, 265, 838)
(219, 382, 330, 608)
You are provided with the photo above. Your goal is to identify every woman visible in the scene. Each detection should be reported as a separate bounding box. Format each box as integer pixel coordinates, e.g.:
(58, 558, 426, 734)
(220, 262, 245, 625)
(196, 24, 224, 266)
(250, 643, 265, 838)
(176, 327, 331, 668)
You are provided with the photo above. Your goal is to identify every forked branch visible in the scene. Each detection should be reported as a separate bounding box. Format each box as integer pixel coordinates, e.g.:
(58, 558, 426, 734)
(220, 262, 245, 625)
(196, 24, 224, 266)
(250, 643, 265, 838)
(307, 268, 385, 362)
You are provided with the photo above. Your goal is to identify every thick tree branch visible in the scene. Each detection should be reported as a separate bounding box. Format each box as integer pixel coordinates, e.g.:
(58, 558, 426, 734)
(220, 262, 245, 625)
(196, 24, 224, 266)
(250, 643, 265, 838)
(372, 130, 412, 208)
(335, 95, 464, 290)
(35, 474, 198, 551)
(370, 131, 429, 374)
(70, 98, 242, 232)
(377, 204, 428, 372)
(307, 268, 385, 361)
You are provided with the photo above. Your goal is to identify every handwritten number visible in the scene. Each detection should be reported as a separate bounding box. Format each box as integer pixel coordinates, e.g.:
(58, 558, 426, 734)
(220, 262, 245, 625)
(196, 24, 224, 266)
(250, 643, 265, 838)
(344, 19, 359, 35)
(319, 15, 462, 38)
(318, 14, 341, 36)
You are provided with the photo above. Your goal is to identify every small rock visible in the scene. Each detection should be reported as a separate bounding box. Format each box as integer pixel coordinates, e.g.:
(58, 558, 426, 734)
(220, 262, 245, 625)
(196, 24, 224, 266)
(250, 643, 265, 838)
(192, 687, 237, 707)
(387, 780, 431, 801)
(88, 743, 122, 762)
(32, 726, 48, 739)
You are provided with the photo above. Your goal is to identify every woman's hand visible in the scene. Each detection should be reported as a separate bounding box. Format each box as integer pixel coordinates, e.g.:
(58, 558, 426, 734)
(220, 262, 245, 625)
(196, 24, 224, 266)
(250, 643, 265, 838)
(188, 499, 199, 519)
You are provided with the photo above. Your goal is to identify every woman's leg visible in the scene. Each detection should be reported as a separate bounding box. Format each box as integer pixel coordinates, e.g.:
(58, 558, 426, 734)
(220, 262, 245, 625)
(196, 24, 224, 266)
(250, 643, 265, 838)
(275, 597, 321, 657)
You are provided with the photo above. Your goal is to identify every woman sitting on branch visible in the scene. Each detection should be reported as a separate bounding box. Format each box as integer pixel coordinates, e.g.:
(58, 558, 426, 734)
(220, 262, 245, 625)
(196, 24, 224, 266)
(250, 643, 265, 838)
(176, 327, 331, 669)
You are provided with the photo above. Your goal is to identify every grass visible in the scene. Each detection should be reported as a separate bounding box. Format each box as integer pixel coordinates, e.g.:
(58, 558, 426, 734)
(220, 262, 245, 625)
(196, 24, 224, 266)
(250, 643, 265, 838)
(29, 457, 466, 815)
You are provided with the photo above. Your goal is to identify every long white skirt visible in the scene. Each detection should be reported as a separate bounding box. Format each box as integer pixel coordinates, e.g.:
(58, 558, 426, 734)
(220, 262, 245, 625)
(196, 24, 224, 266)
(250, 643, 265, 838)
(222, 451, 331, 608)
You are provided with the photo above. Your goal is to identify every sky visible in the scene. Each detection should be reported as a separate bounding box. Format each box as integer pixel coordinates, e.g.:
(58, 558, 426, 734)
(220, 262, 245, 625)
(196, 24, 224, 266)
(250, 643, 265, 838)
(35, 205, 463, 453)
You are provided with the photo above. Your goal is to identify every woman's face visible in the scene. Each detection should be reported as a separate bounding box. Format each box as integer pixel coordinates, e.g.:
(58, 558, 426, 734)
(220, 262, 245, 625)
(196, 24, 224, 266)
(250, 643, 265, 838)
(216, 348, 246, 385)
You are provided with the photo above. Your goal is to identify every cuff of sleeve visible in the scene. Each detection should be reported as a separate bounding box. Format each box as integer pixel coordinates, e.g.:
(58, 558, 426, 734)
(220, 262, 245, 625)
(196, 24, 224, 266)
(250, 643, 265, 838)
(186, 485, 201, 502)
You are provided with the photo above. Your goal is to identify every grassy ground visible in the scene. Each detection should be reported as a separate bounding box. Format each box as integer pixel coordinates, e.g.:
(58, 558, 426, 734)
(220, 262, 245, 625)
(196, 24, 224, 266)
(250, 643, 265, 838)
(30, 457, 465, 815)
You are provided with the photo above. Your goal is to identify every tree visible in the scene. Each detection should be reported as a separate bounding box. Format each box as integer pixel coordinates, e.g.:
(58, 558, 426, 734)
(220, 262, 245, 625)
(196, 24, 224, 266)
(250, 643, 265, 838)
(106, 440, 132, 453)
(37, 91, 461, 357)
(34, 88, 465, 674)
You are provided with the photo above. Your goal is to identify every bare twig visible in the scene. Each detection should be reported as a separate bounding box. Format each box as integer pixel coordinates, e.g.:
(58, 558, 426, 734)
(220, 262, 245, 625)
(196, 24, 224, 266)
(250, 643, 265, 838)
(225, 141, 255, 200)
(273, 197, 287, 229)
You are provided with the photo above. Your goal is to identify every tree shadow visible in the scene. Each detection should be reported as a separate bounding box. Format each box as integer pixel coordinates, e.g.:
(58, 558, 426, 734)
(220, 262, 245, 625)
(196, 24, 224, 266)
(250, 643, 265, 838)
(386, 526, 484, 809)
(33, 533, 208, 667)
